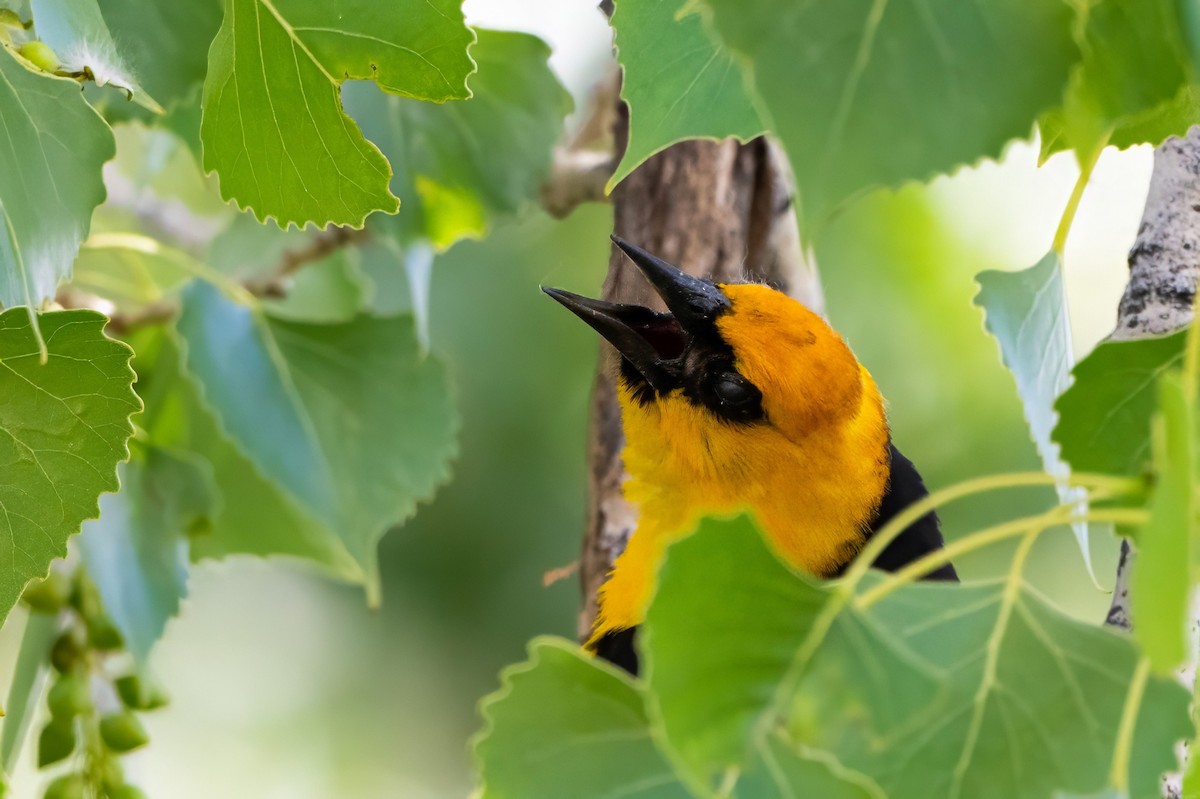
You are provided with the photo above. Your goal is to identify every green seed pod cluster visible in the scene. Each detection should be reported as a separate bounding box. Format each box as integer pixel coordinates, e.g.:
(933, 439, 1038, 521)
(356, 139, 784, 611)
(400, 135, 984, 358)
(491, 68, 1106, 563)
(21, 570, 164, 799)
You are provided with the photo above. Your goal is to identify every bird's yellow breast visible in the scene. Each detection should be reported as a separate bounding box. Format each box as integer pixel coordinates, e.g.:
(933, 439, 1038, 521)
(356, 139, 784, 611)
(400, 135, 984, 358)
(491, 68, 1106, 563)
(591, 362, 890, 641)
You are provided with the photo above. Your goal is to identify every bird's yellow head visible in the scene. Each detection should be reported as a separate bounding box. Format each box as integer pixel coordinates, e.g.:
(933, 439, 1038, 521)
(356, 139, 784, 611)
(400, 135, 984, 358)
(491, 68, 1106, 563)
(544, 237, 891, 638)
(544, 237, 871, 461)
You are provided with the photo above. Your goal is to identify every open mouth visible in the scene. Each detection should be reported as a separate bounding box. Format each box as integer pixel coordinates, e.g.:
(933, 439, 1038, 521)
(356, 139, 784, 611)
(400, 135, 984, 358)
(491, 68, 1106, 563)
(625, 310, 686, 360)
(543, 237, 728, 393)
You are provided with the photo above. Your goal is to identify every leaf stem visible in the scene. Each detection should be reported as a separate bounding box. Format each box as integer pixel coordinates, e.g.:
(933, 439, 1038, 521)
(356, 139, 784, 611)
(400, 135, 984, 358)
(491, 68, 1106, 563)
(1052, 131, 1111, 256)
(1183, 284, 1200, 404)
(854, 506, 1150, 610)
(843, 471, 1140, 591)
(1110, 656, 1151, 792)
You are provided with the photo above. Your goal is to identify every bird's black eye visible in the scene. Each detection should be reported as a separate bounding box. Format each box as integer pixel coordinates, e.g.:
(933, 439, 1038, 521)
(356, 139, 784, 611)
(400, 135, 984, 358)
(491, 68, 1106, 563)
(713, 372, 757, 406)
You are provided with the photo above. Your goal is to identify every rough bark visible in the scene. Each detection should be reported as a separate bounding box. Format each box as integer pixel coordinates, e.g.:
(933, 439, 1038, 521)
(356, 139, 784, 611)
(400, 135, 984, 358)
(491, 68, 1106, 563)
(1104, 125, 1200, 799)
(576, 101, 822, 638)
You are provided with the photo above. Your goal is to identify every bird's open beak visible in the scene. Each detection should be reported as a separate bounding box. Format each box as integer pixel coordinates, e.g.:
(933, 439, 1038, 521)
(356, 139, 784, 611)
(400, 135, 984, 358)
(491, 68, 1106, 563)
(542, 236, 731, 393)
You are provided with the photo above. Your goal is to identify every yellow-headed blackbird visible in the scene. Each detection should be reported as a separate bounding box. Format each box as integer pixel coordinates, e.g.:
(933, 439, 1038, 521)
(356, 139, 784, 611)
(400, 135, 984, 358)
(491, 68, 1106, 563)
(545, 237, 956, 674)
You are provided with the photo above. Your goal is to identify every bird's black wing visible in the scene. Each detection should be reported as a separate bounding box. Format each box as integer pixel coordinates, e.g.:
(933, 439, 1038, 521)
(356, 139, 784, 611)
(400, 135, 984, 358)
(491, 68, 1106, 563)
(866, 443, 958, 581)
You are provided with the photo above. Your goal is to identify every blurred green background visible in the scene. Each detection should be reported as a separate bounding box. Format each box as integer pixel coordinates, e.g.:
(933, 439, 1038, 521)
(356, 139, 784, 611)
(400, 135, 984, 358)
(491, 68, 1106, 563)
(0, 0, 1159, 795)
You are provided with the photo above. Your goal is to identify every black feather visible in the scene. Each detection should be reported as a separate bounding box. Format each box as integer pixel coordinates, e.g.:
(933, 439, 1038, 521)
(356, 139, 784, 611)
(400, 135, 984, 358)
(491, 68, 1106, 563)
(864, 443, 958, 581)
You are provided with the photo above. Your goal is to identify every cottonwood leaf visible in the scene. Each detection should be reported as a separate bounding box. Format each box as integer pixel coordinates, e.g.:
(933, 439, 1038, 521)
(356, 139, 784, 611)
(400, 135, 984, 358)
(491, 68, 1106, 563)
(643, 515, 1191, 798)
(976, 254, 1090, 569)
(95, 0, 220, 111)
(345, 29, 570, 250)
(77, 447, 218, 663)
(205, 213, 366, 323)
(131, 330, 361, 577)
(0, 612, 56, 772)
(175, 281, 457, 599)
(0, 46, 115, 310)
(1061, 0, 1194, 157)
(644, 515, 939, 788)
(609, 0, 764, 190)
(473, 638, 691, 799)
(736, 736, 883, 799)
(0, 309, 139, 629)
(700, 0, 1077, 231)
(29, 0, 161, 111)
(71, 233, 196, 313)
(1053, 330, 1187, 476)
(1132, 372, 1195, 673)
(200, 0, 475, 228)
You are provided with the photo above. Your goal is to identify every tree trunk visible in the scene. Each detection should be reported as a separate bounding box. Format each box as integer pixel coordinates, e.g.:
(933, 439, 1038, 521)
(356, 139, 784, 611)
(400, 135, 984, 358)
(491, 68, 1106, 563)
(576, 102, 822, 638)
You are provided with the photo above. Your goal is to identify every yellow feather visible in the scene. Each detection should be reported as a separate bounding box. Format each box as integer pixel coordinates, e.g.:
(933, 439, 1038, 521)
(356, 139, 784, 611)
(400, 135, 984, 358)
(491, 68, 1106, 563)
(590, 284, 890, 643)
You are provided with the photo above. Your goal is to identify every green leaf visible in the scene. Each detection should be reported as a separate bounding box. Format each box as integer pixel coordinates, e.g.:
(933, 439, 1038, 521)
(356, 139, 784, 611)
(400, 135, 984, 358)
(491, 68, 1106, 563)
(265, 248, 365, 324)
(77, 447, 218, 663)
(199, 0, 475, 228)
(133, 330, 360, 577)
(736, 735, 883, 799)
(1053, 330, 1187, 476)
(843, 581, 1188, 799)
(175, 281, 458, 597)
(95, 0, 220, 111)
(0, 309, 139, 628)
(100, 122, 230, 227)
(29, 0, 161, 112)
(643, 515, 1191, 798)
(643, 514, 830, 784)
(609, 0, 764, 190)
(0, 46, 115, 310)
(205, 213, 366, 323)
(345, 29, 570, 250)
(976, 254, 1090, 563)
(700, 0, 1077, 230)
(473, 637, 691, 799)
(1109, 84, 1200, 152)
(1132, 372, 1195, 673)
(0, 612, 56, 772)
(71, 233, 196, 313)
(1061, 0, 1194, 157)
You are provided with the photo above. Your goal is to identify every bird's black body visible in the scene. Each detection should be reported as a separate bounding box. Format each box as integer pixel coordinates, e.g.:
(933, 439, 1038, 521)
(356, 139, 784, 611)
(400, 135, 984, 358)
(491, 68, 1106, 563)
(594, 443, 955, 675)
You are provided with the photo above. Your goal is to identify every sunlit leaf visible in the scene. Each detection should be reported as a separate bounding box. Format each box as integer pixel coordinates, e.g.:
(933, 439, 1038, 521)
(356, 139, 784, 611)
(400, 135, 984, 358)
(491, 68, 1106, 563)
(0, 612, 55, 772)
(473, 638, 691, 799)
(345, 29, 570, 250)
(175, 281, 458, 598)
(0, 309, 139, 628)
(1053, 330, 1186, 476)
(1132, 372, 1195, 673)
(71, 233, 196, 313)
(200, 0, 475, 228)
(976, 254, 1090, 566)
(700, 0, 1077, 230)
(1061, 0, 1194, 157)
(95, 0, 220, 110)
(132, 330, 361, 578)
(77, 447, 218, 663)
(609, 0, 764, 189)
(643, 515, 1191, 798)
(29, 0, 161, 111)
(0, 46, 115, 309)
